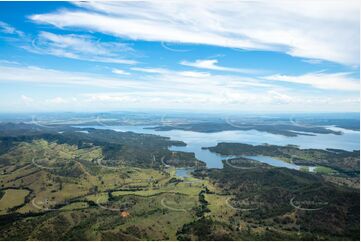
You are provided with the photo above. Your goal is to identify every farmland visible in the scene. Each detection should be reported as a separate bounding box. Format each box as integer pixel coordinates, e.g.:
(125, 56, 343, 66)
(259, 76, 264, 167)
(0, 123, 359, 240)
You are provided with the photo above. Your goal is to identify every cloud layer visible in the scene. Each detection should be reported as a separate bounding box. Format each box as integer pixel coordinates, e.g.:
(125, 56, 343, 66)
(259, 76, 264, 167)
(1, 62, 358, 112)
(180, 59, 258, 74)
(264, 72, 359, 91)
(0, 1, 358, 113)
(30, 0, 359, 65)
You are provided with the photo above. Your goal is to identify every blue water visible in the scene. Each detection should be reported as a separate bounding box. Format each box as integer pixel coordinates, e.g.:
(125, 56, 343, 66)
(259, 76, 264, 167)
(78, 125, 359, 169)
(243, 155, 301, 170)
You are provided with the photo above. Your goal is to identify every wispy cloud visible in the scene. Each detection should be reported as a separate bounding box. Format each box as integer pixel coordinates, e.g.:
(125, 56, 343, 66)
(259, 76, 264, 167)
(0, 63, 273, 102)
(178, 71, 210, 78)
(0, 21, 24, 37)
(0, 21, 137, 65)
(131, 67, 211, 78)
(131, 67, 169, 74)
(29, 1, 359, 66)
(16, 91, 358, 113)
(45, 96, 70, 104)
(26, 31, 137, 64)
(112, 68, 130, 75)
(301, 59, 323, 65)
(0, 65, 141, 89)
(180, 59, 257, 74)
(0, 59, 20, 65)
(20, 95, 34, 104)
(1, 63, 357, 112)
(263, 72, 359, 91)
(130, 66, 270, 88)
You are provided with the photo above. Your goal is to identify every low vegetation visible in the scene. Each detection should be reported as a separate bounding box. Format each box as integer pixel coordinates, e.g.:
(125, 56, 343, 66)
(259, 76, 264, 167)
(0, 123, 359, 240)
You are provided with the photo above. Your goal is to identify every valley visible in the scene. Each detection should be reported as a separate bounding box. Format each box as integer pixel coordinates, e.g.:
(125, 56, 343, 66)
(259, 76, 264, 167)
(0, 114, 359, 240)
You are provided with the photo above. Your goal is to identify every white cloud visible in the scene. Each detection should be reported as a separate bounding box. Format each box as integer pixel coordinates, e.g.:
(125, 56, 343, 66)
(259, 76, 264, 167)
(130, 66, 270, 88)
(0, 63, 275, 108)
(0, 65, 142, 89)
(264, 72, 359, 91)
(180, 59, 257, 73)
(0, 21, 15, 34)
(267, 90, 294, 104)
(178, 71, 210, 78)
(301, 59, 323, 65)
(45, 97, 69, 104)
(0, 59, 20, 65)
(27, 31, 136, 64)
(0, 21, 24, 37)
(131, 67, 169, 74)
(29, 0, 359, 65)
(10, 90, 358, 113)
(0, 64, 358, 112)
(21, 95, 34, 104)
(131, 67, 210, 78)
(77, 89, 359, 112)
(112, 68, 130, 75)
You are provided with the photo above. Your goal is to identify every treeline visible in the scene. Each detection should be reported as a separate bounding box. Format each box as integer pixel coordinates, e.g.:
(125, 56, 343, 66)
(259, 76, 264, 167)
(206, 142, 360, 175)
(198, 162, 360, 240)
(0, 123, 201, 168)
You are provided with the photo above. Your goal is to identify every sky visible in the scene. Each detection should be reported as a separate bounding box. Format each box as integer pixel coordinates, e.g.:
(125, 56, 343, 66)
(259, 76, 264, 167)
(0, 0, 359, 113)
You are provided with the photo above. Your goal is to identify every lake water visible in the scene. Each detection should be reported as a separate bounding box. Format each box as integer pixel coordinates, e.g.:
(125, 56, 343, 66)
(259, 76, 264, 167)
(78, 125, 359, 170)
(242, 155, 316, 171)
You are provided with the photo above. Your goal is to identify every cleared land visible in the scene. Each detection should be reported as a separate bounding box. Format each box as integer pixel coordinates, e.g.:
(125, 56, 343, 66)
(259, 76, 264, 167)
(0, 188, 30, 214)
(0, 124, 359, 240)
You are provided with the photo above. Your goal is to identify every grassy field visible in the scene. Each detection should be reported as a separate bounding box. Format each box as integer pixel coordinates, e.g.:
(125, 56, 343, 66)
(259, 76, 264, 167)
(0, 188, 30, 214)
(0, 139, 234, 240)
(314, 165, 337, 174)
(0, 136, 358, 240)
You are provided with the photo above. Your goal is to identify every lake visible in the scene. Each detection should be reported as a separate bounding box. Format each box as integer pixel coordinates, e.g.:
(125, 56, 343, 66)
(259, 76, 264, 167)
(78, 125, 359, 169)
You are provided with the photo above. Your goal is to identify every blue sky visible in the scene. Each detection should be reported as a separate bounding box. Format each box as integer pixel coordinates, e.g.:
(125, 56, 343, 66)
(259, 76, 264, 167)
(0, 1, 359, 113)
